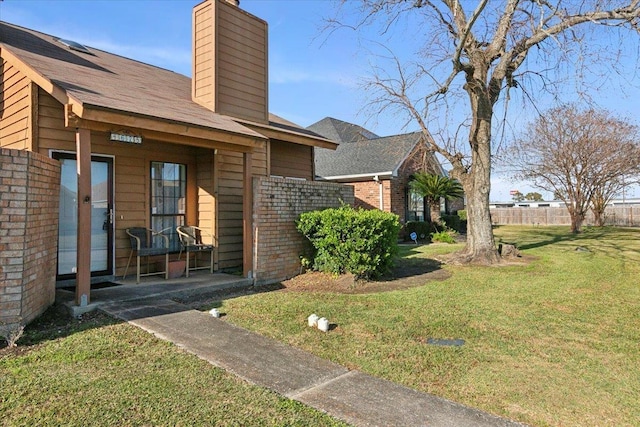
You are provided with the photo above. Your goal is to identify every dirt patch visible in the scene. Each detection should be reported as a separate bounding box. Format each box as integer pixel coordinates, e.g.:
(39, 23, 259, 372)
(434, 251, 538, 267)
(282, 257, 451, 294)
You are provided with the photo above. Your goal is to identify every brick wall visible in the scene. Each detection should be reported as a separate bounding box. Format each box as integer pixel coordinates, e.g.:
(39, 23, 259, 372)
(253, 177, 354, 285)
(353, 180, 391, 211)
(0, 148, 60, 328)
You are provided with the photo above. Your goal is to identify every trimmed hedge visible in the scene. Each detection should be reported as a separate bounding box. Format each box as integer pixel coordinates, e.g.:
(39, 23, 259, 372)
(297, 205, 400, 279)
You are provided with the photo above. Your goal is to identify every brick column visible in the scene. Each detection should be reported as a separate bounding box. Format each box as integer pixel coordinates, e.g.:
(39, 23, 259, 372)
(0, 148, 60, 327)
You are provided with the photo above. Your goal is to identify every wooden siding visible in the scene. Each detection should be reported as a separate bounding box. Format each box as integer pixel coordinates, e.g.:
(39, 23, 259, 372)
(193, 1, 215, 110)
(35, 91, 204, 275)
(215, 145, 266, 269)
(196, 148, 218, 268)
(215, 4, 268, 123)
(33, 90, 270, 275)
(269, 140, 313, 180)
(0, 59, 33, 150)
(192, 0, 268, 124)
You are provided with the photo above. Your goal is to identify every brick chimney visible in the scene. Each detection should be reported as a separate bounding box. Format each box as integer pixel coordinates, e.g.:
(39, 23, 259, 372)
(192, 0, 268, 124)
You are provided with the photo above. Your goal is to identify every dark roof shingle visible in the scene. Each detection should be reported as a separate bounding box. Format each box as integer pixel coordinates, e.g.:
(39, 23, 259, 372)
(312, 126, 424, 178)
(307, 117, 379, 144)
(1, 21, 331, 145)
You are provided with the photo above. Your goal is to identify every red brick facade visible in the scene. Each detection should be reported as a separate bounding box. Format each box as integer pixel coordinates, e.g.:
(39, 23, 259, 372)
(353, 180, 391, 211)
(253, 177, 354, 284)
(348, 143, 441, 224)
(0, 148, 60, 327)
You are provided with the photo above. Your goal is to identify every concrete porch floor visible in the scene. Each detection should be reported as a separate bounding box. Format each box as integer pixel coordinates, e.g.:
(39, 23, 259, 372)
(56, 271, 254, 317)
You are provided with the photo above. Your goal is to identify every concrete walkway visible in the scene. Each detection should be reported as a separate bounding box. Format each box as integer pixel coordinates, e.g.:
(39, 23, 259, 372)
(56, 271, 253, 316)
(100, 298, 527, 427)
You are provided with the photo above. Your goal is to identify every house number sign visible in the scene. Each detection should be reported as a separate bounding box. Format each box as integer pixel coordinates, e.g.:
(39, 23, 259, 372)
(110, 131, 142, 144)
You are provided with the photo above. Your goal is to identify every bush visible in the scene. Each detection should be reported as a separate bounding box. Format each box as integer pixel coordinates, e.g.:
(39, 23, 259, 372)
(440, 214, 460, 231)
(457, 210, 467, 221)
(441, 214, 467, 233)
(431, 229, 457, 244)
(403, 221, 432, 242)
(297, 205, 400, 279)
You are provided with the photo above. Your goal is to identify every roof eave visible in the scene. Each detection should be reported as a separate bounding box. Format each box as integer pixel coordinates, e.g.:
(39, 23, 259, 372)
(66, 102, 267, 152)
(316, 171, 394, 182)
(237, 118, 339, 150)
(1, 45, 70, 106)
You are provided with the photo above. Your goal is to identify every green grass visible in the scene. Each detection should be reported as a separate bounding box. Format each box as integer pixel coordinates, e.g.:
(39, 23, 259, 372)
(213, 226, 640, 427)
(0, 312, 348, 426)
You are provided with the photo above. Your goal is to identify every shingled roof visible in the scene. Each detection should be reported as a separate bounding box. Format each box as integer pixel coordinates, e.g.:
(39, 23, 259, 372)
(309, 117, 429, 179)
(307, 117, 380, 144)
(0, 21, 334, 148)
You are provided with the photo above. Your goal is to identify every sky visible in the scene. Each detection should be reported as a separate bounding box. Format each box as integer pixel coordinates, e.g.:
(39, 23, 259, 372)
(1, 0, 639, 201)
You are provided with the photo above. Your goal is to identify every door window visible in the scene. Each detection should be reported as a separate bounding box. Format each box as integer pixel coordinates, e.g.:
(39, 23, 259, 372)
(55, 154, 113, 277)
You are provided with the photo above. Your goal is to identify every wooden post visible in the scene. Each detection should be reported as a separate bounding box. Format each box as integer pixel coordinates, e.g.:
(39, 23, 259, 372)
(243, 151, 253, 279)
(75, 128, 92, 306)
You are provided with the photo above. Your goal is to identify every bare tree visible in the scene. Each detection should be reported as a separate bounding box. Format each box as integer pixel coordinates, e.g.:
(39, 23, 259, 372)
(506, 105, 640, 232)
(328, 1, 640, 264)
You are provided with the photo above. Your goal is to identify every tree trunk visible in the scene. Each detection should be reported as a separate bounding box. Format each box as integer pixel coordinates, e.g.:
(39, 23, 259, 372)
(451, 89, 501, 265)
(592, 198, 606, 227)
(568, 206, 585, 233)
(459, 169, 501, 264)
(429, 198, 441, 224)
(593, 210, 605, 227)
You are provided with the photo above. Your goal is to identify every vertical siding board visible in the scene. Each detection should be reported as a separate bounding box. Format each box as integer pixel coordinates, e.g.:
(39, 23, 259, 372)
(0, 62, 31, 150)
(192, 0, 268, 123)
(269, 140, 313, 180)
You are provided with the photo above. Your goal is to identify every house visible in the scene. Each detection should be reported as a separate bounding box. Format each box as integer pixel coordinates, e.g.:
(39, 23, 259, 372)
(0, 0, 345, 323)
(309, 117, 450, 224)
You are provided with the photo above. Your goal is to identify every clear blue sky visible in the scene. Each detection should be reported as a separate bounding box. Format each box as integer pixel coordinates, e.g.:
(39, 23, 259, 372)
(1, 0, 639, 200)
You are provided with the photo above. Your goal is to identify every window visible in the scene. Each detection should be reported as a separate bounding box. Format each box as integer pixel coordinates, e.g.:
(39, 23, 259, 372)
(406, 186, 425, 222)
(151, 162, 186, 251)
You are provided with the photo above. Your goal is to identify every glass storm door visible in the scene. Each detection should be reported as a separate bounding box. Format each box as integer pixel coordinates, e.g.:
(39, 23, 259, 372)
(55, 153, 113, 278)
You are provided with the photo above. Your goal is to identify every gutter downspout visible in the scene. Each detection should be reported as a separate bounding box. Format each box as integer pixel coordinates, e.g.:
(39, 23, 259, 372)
(374, 175, 384, 211)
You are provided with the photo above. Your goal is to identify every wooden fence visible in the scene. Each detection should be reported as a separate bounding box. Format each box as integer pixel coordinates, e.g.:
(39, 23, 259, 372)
(490, 206, 640, 227)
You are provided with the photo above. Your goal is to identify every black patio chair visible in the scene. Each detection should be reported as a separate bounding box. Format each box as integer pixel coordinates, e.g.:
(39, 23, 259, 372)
(176, 225, 215, 277)
(123, 227, 170, 283)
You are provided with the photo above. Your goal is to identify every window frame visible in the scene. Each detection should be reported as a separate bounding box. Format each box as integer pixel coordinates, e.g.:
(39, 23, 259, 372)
(405, 184, 426, 223)
(150, 161, 187, 252)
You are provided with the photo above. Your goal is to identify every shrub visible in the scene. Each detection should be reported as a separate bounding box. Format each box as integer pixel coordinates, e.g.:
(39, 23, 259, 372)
(440, 214, 467, 233)
(440, 214, 460, 231)
(297, 205, 400, 279)
(403, 221, 432, 242)
(431, 229, 457, 244)
(458, 210, 467, 221)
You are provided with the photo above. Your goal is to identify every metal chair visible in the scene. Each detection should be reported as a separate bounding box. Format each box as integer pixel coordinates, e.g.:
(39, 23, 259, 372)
(176, 225, 215, 277)
(123, 227, 170, 283)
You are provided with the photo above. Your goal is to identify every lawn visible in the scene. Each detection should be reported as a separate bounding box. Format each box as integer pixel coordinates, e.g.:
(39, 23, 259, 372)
(0, 309, 348, 426)
(212, 226, 640, 427)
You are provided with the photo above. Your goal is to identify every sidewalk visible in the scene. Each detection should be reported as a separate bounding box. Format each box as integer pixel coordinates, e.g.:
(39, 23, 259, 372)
(100, 298, 527, 427)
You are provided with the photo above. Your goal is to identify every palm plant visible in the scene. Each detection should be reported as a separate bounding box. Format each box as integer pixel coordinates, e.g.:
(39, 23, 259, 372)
(409, 173, 464, 224)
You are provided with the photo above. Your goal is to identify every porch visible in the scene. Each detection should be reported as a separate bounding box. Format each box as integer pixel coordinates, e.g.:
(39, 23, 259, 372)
(55, 271, 253, 317)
